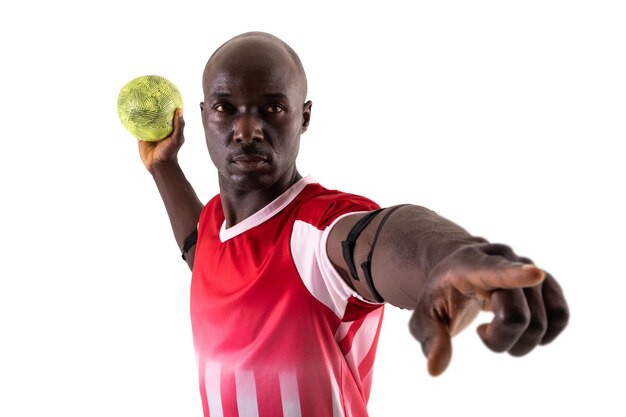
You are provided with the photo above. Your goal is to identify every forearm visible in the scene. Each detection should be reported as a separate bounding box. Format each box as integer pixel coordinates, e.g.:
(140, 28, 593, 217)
(331, 205, 485, 309)
(149, 160, 203, 267)
(371, 206, 486, 308)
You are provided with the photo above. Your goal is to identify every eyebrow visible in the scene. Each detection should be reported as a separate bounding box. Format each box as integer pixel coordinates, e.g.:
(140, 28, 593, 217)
(209, 92, 232, 100)
(263, 93, 289, 100)
(208, 92, 289, 100)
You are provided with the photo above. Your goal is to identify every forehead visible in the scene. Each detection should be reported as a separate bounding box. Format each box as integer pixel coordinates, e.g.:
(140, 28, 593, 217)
(203, 39, 301, 98)
(207, 65, 295, 97)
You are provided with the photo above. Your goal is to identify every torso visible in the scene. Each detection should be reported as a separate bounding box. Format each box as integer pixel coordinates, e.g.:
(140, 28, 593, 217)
(191, 177, 383, 417)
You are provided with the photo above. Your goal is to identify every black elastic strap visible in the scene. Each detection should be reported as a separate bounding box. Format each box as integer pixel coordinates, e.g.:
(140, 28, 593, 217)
(181, 227, 198, 261)
(341, 209, 383, 280)
(361, 205, 408, 303)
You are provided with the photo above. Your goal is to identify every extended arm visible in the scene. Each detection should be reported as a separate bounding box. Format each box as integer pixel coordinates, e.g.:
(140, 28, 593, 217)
(327, 205, 569, 375)
(138, 110, 204, 270)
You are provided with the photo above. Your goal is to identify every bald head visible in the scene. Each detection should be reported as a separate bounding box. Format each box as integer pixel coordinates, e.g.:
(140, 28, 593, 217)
(202, 32, 308, 103)
(199, 32, 313, 195)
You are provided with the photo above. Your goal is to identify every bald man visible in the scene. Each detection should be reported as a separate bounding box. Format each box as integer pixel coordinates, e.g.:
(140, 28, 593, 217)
(138, 32, 569, 417)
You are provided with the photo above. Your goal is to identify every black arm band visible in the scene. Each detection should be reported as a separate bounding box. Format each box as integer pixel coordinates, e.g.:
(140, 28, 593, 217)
(181, 227, 198, 261)
(361, 205, 408, 303)
(341, 209, 383, 281)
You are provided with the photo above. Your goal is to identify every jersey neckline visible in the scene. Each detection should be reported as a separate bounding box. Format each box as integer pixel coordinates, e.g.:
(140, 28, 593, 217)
(219, 176, 318, 242)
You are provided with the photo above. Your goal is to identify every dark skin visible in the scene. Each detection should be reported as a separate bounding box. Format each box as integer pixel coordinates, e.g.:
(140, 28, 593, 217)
(199, 35, 312, 227)
(139, 32, 569, 377)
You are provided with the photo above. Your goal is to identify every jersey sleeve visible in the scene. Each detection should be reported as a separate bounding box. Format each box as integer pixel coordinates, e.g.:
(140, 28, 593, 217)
(290, 191, 382, 320)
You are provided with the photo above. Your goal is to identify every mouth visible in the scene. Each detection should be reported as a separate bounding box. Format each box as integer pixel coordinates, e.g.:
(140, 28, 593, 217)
(229, 154, 270, 171)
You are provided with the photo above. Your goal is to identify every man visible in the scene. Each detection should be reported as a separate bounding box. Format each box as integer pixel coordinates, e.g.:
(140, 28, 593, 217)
(138, 32, 568, 417)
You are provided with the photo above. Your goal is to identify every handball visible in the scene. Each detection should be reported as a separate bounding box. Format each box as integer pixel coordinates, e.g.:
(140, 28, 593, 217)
(117, 75, 183, 141)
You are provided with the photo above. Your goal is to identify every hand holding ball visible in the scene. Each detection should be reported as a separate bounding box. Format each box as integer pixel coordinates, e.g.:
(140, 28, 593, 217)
(117, 75, 183, 141)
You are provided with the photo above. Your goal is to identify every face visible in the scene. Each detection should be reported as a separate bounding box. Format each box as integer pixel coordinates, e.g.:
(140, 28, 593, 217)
(200, 38, 312, 194)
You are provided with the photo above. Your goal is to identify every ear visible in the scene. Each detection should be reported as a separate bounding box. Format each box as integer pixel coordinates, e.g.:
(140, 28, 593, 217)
(301, 100, 313, 133)
(199, 101, 208, 129)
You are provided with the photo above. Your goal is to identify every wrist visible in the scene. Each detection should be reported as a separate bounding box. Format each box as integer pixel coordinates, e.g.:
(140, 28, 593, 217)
(148, 158, 180, 176)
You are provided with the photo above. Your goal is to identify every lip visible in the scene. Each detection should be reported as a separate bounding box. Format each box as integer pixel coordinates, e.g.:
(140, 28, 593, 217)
(230, 154, 269, 162)
(229, 154, 270, 171)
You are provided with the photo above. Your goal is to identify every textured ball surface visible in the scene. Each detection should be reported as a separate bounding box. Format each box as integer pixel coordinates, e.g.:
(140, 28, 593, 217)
(117, 75, 183, 141)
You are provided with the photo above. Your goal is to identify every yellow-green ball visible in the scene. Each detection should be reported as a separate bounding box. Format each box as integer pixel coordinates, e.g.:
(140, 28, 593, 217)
(117, 75, 183, 141)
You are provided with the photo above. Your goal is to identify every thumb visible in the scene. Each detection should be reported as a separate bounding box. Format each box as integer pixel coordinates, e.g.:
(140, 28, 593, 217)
(170, 108, 185, 146)
(409, 303, 453, 377)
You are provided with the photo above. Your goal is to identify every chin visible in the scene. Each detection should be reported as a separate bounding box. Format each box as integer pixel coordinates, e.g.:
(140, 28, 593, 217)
(223, 172, 277, 193)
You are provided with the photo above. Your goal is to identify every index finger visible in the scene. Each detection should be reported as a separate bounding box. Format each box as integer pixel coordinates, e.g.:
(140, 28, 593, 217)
(451, 259, 545, 296)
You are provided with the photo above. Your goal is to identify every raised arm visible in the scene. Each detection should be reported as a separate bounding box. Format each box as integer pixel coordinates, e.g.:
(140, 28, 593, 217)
(327, 205, 569, 376)
(138, 109, 204, 270)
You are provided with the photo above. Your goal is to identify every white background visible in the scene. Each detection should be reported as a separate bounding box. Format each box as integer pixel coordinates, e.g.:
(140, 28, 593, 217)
(1, 1, 625, 416)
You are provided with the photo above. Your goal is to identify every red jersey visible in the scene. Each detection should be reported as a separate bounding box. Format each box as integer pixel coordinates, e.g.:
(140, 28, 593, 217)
(191, 177, 384, 417)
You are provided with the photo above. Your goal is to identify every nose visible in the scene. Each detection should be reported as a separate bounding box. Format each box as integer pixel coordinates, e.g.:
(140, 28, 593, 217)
(233, 113, 264, 143)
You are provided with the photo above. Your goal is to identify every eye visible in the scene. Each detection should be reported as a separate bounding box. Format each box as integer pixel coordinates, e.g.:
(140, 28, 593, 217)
(213, 103, 234, 112)
(265, 104, 285, 113)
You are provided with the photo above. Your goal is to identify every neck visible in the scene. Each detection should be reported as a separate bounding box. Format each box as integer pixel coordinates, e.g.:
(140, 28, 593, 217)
(219, 169, 303, 228)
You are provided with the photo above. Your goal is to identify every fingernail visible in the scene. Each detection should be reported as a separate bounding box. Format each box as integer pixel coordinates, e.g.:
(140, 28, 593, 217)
(522, 264, 545, 280)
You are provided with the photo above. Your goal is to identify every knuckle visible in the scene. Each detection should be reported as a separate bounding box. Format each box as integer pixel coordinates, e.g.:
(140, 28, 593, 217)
(525, 317, 548, 339)
(509, 343, 535, 357)
(548, 303, 570, 330)
(484, 336, 513, 353)
(497, 308, 531, 332)
(518, 256, 534, 265)
(462, 242, 525, 266)
(454, 244, 483, 262)
(482, 243, 516, 259)
(408, 314, 425, 342)
(408, 313, 419, 334)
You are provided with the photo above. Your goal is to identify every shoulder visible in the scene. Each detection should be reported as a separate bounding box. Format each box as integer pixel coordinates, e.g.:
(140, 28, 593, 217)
(198, 194, 222, 230)
(200, 194, 222, 215)
(296, 184, 380, 230)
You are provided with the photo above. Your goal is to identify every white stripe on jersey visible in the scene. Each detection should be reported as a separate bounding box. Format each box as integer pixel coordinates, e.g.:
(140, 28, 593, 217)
(205, 361, 224, 417)
(291, 218, 383, 320)
(329, 373, 346, 417)
(334, 321, 353, 343)
(279, 371, 302, 417)
(220, 176, 318, 242)
(344, 308, 384, 366)
(291, 220, 347, 317)
(235, 369, 259, 417)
